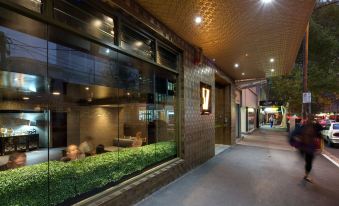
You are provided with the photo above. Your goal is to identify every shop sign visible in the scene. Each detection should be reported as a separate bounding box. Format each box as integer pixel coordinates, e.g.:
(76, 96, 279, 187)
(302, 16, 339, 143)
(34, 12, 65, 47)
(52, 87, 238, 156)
(259, 100, 282, 106)
(200, 82, 212, 115)
(302, 92, 311, 103)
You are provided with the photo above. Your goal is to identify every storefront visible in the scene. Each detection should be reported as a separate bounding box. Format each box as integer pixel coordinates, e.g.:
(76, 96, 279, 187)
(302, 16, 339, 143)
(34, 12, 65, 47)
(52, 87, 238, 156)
(0, 1, 179, 205)
(241, 87, 259, 133)
(259, 100, 284, 127)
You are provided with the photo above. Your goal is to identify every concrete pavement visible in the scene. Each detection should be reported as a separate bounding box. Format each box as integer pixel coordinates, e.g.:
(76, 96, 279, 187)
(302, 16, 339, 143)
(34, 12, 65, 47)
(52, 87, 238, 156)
(135, 128, 339, 206)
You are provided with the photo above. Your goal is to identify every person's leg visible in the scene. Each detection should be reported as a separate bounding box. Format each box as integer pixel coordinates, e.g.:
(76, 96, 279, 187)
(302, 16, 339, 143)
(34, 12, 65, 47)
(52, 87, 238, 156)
(304, 153, 314, 181)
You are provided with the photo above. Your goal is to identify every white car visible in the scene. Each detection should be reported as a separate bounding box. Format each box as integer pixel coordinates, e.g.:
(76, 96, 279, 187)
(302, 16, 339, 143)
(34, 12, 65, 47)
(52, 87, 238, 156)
(321, 122, 339, 146)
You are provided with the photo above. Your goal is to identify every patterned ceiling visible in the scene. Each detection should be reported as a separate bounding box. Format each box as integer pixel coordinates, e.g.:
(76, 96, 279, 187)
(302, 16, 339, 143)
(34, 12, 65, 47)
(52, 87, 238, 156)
(136, 0, 316, 80)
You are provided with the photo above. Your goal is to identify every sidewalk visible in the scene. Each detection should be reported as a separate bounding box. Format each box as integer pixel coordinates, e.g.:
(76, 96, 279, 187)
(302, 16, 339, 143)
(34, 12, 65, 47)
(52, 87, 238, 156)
(136, 129, 339, 206)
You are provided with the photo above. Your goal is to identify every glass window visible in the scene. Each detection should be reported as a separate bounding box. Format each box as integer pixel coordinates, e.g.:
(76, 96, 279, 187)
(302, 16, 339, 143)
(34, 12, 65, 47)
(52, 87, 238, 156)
(6, 0, 42, 13)
(157, 45, 178, 70)
(53, 0, 115, 45)
(333, 124, 339, 130)
(0, 7, 49, 206)
(0, 5, 177, 205)
(120, 25, 154, 60)
(247, 108, 255, 131)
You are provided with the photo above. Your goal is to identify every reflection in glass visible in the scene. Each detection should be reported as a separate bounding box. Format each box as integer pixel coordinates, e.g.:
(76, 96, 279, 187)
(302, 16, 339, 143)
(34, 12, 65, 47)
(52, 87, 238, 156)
(0, 5, 177, 206)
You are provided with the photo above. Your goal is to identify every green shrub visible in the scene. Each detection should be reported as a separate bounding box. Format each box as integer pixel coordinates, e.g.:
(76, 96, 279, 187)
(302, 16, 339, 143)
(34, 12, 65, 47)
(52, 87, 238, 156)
(0, 141, 176, 206)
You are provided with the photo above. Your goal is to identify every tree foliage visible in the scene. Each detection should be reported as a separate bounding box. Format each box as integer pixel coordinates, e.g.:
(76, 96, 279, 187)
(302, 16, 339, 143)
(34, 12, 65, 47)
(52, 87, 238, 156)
(269, 4, 339, 114)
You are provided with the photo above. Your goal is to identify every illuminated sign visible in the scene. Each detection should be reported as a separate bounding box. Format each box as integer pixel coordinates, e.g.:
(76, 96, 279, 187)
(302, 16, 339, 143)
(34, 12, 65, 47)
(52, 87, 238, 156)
(200, 82, 212, 115)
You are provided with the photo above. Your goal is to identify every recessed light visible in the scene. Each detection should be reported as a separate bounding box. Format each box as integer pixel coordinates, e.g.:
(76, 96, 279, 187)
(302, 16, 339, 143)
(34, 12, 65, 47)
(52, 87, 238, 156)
(261, 0, 273, 4)
(195, 16, 202, 24)
(245, 53, 248, 57)
(52, 91, 60, 96)
(241, 72, 245, 76)
(271, 69, 275, 72)
(270, 58, 275, 63)
(234, 63, 239, 68)
(85, 87, 89, 90)
(22, 97, 30, 100)
(213, 58, 216, 62)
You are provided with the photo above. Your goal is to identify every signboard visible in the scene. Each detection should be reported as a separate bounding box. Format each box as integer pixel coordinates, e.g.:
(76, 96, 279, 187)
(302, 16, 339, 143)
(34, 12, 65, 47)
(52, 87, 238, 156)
(200, 82, 212, 115)
(303, 92, 311, 103)
(259, 100, 282, 107)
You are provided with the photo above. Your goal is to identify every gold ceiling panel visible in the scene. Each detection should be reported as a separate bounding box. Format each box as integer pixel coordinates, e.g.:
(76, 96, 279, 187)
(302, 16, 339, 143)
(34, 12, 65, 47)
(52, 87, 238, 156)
(136, 0, 315, 80)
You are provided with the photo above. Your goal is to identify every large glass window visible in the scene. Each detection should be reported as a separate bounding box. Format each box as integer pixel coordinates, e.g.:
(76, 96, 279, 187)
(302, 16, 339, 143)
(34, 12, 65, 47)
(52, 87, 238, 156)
(0, 6, 177, 206)
(53, 0, 115, 45)
(120, 25, 154, 60)
(6, 0, 42, 13)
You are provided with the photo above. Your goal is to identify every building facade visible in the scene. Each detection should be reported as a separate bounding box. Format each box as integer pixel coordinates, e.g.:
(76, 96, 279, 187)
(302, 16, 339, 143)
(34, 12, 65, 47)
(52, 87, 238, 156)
(0, 0, 238, 205)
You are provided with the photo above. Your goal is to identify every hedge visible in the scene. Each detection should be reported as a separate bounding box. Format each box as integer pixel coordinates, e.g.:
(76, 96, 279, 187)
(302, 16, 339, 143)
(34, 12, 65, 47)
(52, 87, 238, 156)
(0, 141, 176, 206)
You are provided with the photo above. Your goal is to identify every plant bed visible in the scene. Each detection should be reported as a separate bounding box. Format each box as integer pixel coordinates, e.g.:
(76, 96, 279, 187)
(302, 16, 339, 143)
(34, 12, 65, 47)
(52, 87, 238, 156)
(0, 141, 176, 206)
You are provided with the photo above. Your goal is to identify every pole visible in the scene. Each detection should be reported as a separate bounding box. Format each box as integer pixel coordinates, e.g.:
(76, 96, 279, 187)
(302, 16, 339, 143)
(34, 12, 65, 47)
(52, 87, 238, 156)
(302, 23, 310, 120)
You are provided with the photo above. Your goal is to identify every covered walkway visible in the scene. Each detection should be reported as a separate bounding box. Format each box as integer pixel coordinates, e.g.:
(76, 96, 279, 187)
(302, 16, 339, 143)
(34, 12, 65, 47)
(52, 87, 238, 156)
(136, 129, 339, 206)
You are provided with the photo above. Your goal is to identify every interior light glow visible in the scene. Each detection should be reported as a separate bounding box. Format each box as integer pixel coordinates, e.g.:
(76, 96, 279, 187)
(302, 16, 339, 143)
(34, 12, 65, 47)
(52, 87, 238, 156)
(135, 41, 143, 47)
(271, 69, 275, 72)
(127, 92, 131, 96)
(261, 0, 273, 4)
(241, 72, 245, 76)
(85, 87, 90, 91)
(234, 63, 239, 68)
(264, 107, 279, 112)
(195, 16, 202, 24)
(105, 49, 110, 54)
(270, 58, 275, 63)
(93, 19, 102, 27)
(212, 58, 216, 62)
(22, 97, 30, 100)
(52, 91, 60, 96)
(245, 53, 248, 57)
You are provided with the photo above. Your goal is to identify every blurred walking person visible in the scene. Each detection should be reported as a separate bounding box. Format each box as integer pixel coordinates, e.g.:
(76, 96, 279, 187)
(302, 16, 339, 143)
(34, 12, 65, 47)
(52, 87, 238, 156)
(289, 116, 323, 182)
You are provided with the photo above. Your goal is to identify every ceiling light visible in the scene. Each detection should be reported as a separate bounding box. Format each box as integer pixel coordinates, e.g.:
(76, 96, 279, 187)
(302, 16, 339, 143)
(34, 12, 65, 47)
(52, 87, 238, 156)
(22, 97, 30, 100)
(105, 49, 110, 54)
(195, 16, 202, 24)
(261, 0, 273, 4)
(245, 53, 248, 57)
(241, 72, 245, 76)
(213, 58, 216, 62)
(234, 63, 239, 68)
(52, 91, 60, 96)
(271, 69, 275, 72)
(270, 58, 275, 63)
(85, 87, 89, 91)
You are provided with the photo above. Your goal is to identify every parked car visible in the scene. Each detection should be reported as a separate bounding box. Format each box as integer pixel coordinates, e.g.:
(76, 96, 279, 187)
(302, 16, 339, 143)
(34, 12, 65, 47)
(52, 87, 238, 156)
(321, 122, 339, 146)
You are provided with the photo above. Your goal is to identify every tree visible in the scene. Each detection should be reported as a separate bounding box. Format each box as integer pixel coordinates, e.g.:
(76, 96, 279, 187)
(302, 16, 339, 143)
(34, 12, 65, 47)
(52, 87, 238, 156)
(269, 4, 339, 116)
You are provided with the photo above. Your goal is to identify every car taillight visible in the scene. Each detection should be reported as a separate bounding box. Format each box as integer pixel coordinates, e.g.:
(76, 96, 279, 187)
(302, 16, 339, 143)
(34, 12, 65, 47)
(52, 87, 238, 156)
(333, 133, 339, 137)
